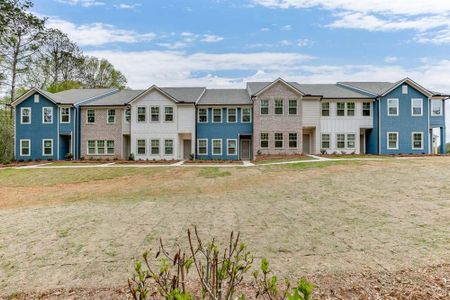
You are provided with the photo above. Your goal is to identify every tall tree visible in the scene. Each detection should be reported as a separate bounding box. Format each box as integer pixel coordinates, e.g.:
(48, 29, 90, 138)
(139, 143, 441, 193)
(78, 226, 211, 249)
(78, 56, 127, 89)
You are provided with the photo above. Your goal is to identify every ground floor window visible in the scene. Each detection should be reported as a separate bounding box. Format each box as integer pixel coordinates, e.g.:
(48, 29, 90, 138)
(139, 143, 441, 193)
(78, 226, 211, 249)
(88, 140, 115, 155)
(107, 141, 115, 154)
(151, 139, 160, 155)
(336, 134, 346, 149)
(412, 132, 423, 150)
(227, 139, 237, 155)
(42, 139, 53, 156)
(197, 139, 208, 155)
(20, 139, 31, 156)
(347, 134, 356, 149)
(274, 133, 283, 148)
(387, 132, 399, 150)
(97, 141, 105, 154)
(164, 139, 174, 155)
(212, 139, 222, 155)
(321, 134, 330, 149)
(260, 133, 268, 148)
(137, 139, 146, 155)
(88, 140, 96, 155)
(288, 133, 297, 148)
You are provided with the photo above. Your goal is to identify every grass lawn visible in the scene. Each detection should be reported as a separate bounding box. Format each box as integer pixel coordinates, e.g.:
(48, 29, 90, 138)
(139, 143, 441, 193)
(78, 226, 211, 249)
(0, 157, 449, 298)
(254, 155, 315, 164)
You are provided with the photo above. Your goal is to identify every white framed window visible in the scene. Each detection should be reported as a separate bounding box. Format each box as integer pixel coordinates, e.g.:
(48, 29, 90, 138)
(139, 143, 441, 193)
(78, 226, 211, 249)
(288, 99, 297, 115)
(431, 100, 443, 116)
(97, 140, 105, 154)
(260, 133, 269, 148)
(42, 107, 53, 124)
(387, 98, 399, 116)
(241, 107, 252, 123)
(197, 139, 208, 155)
(164, 139, 173, 155)
(151, 106, 160, 122)
(347, 102, 355, 116)
(321, 102, 330, 116)
(260, 100, 269, 115)
(274, 133, 283, 148)
(20, 107, 31, 124)
(34, 94, 39, 103)
(164, 106, 174, 122)
(42, 139, 53, 156)
(125, 107, 131, 123)
(137, 139, 146, 155)
(336, 134, 345, 149)
(288, 133, 297, 148)
(274, 99, 283, 115)
(88, 140, 96, 155)
(87, 109, 95, 123)
(387, 132, 399, 150)
(107, 140, 115, 154)
(87, 140, 114, 155)
(321, 134, 330, 149)
(60, 107, 70, 123)
(362, 102, 371, 116)
(402, 85, 408, 94)
(411, 98, 423, 116)
(137, 106, 146, 122)
(412, 132, 423, 150)
(212, 139, 222, 155)
(227, 108, 237, 123)
(213, 108, 222, 123)
(227, 139, 237, 156)
(198, 108, 208, 123)
(107, 109, 116, 124)
(347, 134, 356, 149)
(336, 102, 345, 116)
(20, 139, 31, 156)
(151, 139, 160, 155)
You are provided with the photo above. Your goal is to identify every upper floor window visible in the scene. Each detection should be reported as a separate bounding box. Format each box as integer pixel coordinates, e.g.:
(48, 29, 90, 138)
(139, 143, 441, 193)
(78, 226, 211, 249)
(346, 102, 355, 116)
(34, 94, 39, 103)
(151, 106, 160, 122)
(387, 132, 399, 150)
(227, 108, 237, 123)
(274, 132, 283, 148)
(402, 85, 408, 94)
(137, 107, 146, 122)
(362, 102, 371, 116)
(387, 98, 399, 116)
(21, 107, 31, 124)
(321, 134, 330, 149)
(60, 107, 70, 123)
(164, 106, 174, 122)
(412, 132, 423, 150)
(107, 109, 116, 124)
(213, 108, 222, 123)
(321, 102, 330, 116)
(336, 102, 345, 116)
(198, 108, 208, 123)
(125, 107, 131, 123)
(241, 108, 252, 123)
(288, 100, 297, 115)
(411, 98, 423, 116)
(260, 100, 269, 115)
(260, 133, 269, 148)
(87, 109, 95, 123)
(431, 100, 443, 116)
(42, 107, 53, 124)
(275, 99, 283, 115)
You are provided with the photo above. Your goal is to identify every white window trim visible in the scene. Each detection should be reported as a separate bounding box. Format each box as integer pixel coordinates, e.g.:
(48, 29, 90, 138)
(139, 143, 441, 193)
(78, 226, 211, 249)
(42, 107, 53, 124)
(362, 102, 371, 117)
(150, 106, 160, 123)
(226, 139, 237, 156)
(431, 100, 443, 116)
(87, 140, 96, 155)
(274, 133, 283, 149)
(34, 94, 39, 103)
(227, 108, 237, 123)
(86, 109, 96, 124)
(387, 132, 399, 150)
(137, 106, 147, 123)
(164, 139, 174, 155)
(124, 108, 131, 123)
(321, 102, 330, 117)
(42, 139, 53, 156)
(387, 98, 399, 116)
(336, 102, 346, 117)
(346, 102, 356, 117)
(346, 133, 356, 149)
(197, 139, 208, 155)
(288, 99, 297, 115)
(274, 99, 284, 115)
(106, 140, 115, 155)
(198, 108, 208, 123)
(260, 133, 269, 149)
(212, 108, 222, 123)
(211, 139, 222, 155)
(164, 106, 175, 123)
(20, 139, 31, 156)
(107, 109, 116, 124)
(60, 107, 71, 124)
(411, 98, 423, 117)
(411, 132, 424, 150)
(20, 107, 31, 124)
(321, 133, 331, 149)
(260, 100, 269, 115)
(241, 107, 252, 123)
(288, 133, 298, 149)
(402, 85, 408, 94)
(136, 139, 147, 155)
(336, 133, 346, 149)
(150, 139, 160, 155)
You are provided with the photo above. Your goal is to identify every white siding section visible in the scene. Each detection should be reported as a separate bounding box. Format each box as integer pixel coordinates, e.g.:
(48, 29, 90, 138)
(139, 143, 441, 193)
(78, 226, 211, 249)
(302, 99, 320, 127)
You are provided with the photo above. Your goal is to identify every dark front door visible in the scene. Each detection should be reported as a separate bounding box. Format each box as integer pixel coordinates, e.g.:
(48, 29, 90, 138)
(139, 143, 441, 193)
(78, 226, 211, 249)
(240, 140, 251, 160)
(302, 134, 310, 154)
(183, 140, 191, 159)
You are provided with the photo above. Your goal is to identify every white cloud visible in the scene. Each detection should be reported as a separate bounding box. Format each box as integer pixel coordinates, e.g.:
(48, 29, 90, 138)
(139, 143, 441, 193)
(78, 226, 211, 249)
(56, 0, 105, 7)
(200, 34, 224, 43)
(384, 56, 398, 63)
(280, 25, 292, 31)
(114, 3, 141, 9)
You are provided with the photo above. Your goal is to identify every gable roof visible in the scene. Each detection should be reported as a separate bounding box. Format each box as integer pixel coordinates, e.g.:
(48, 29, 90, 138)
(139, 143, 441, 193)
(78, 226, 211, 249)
(338, 78, 436, 97)
(128, 85, 205, 104)
(80, 89, 144, 106)
(11, 88, 58, 107)
(197, 89, 251, 105)
(53, 88, 118, 104)
(380, 77, 433, 97)
(249, 78, 305, 97)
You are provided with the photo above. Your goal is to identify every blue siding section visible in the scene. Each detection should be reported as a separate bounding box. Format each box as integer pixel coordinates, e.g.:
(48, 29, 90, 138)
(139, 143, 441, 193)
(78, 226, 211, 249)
(366, 99, 379, 154)
(430, 99, 446, 127)
(196, 107, 253, 160)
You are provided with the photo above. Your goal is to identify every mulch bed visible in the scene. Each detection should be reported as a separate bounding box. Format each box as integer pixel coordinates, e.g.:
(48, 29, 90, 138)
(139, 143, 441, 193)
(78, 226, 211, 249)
(0, 161, 50, 168)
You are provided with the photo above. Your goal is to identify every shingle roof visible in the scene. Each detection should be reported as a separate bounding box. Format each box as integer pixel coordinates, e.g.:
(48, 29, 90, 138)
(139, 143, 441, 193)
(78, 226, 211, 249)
(160, 87, 205, 103)
(338, 82, 395, 96)
(53, 88, 117, 104)
(81, 89, 143, 106)
(198, 89, 251, 105)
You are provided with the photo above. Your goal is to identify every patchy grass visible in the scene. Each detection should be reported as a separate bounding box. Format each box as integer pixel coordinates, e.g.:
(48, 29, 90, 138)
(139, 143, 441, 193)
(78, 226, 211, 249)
(46, 161, 107, 166)
(197, 167, 231, 178)
(280, 160, 364, 169)
(255, 155, 315, 164)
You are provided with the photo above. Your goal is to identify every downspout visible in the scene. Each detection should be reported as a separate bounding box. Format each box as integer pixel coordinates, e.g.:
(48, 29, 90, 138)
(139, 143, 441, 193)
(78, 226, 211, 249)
(427, 97, 431, 154)
(378, 96, 381, 154)
(57, 106, 60, 160)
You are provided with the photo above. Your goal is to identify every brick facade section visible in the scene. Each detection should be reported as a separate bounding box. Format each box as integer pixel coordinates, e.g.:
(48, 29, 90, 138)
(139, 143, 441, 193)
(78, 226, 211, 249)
(80, 107, 124, 159)
(253, 82, 303, 158)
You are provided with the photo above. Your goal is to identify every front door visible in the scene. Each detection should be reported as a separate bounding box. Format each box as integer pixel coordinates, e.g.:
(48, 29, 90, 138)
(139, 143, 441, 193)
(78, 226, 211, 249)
(302, 134, 310, 154)
(360, 134, 365, 154)
(183, 140, 191, 159)
(240, 140, 251, 160)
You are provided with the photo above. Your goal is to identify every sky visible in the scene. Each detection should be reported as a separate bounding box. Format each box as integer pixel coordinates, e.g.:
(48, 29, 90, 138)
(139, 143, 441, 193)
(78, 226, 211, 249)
(33, 0, 450, 135)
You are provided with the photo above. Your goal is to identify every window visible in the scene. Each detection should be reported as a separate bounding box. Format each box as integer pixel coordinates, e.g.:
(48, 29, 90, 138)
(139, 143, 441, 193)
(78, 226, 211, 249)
(289, 133, 297, 148)
(107, 140, 114, 154)
(97, 140, 105, 154)
(151, 139, 160, 155)
(20, 139, 30, 156)
(164, 106, 174, 122)
(275, 99, 283, 115)
(402, 85, 408, 94)
(337, 102, 345, 116)
(42, 139, 53, 156)
(137, 139, 146, 154)
(125, 107, 131, 122)
(213, 108, 222, 123)
(60, 107, 70, 123)
(164, 139, 173, 155)
(88, 140, 96, 155)
(411, 99, 423, 116)
(260, 133, 269, 148)
(137, 107, 146, 122)
(212, 139, 222, 155)
(197, 139, 208, 155)
(227, 139, 237, 155)
(34, 94, 39, 103)
(198, 108, 208, 123)
(87, 109, 95, 123)
(21, 107, 31, 124)
(274, 133, 283, 148)
(107, 109, 116, 124)
(288, 100, 297, 115)
(336, 134, 345, 149)
(387, 98, 399, 116)
(42, 107, 53, 124)
(412, 132, 423, 150)
(151, 106, 160, 122)
(321, 134, 330, 149)
(241, 108, 251, 123)
(431, 100, 443, 116)
(362, 102, 371, 116)
(347, 134, 356, 149)
(321, 102, 330, 116)
(347, 102, 355, 116)
(260, 100, 269, 115)
(387, 132, 399, 150)
(227, 108, 237, 123)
